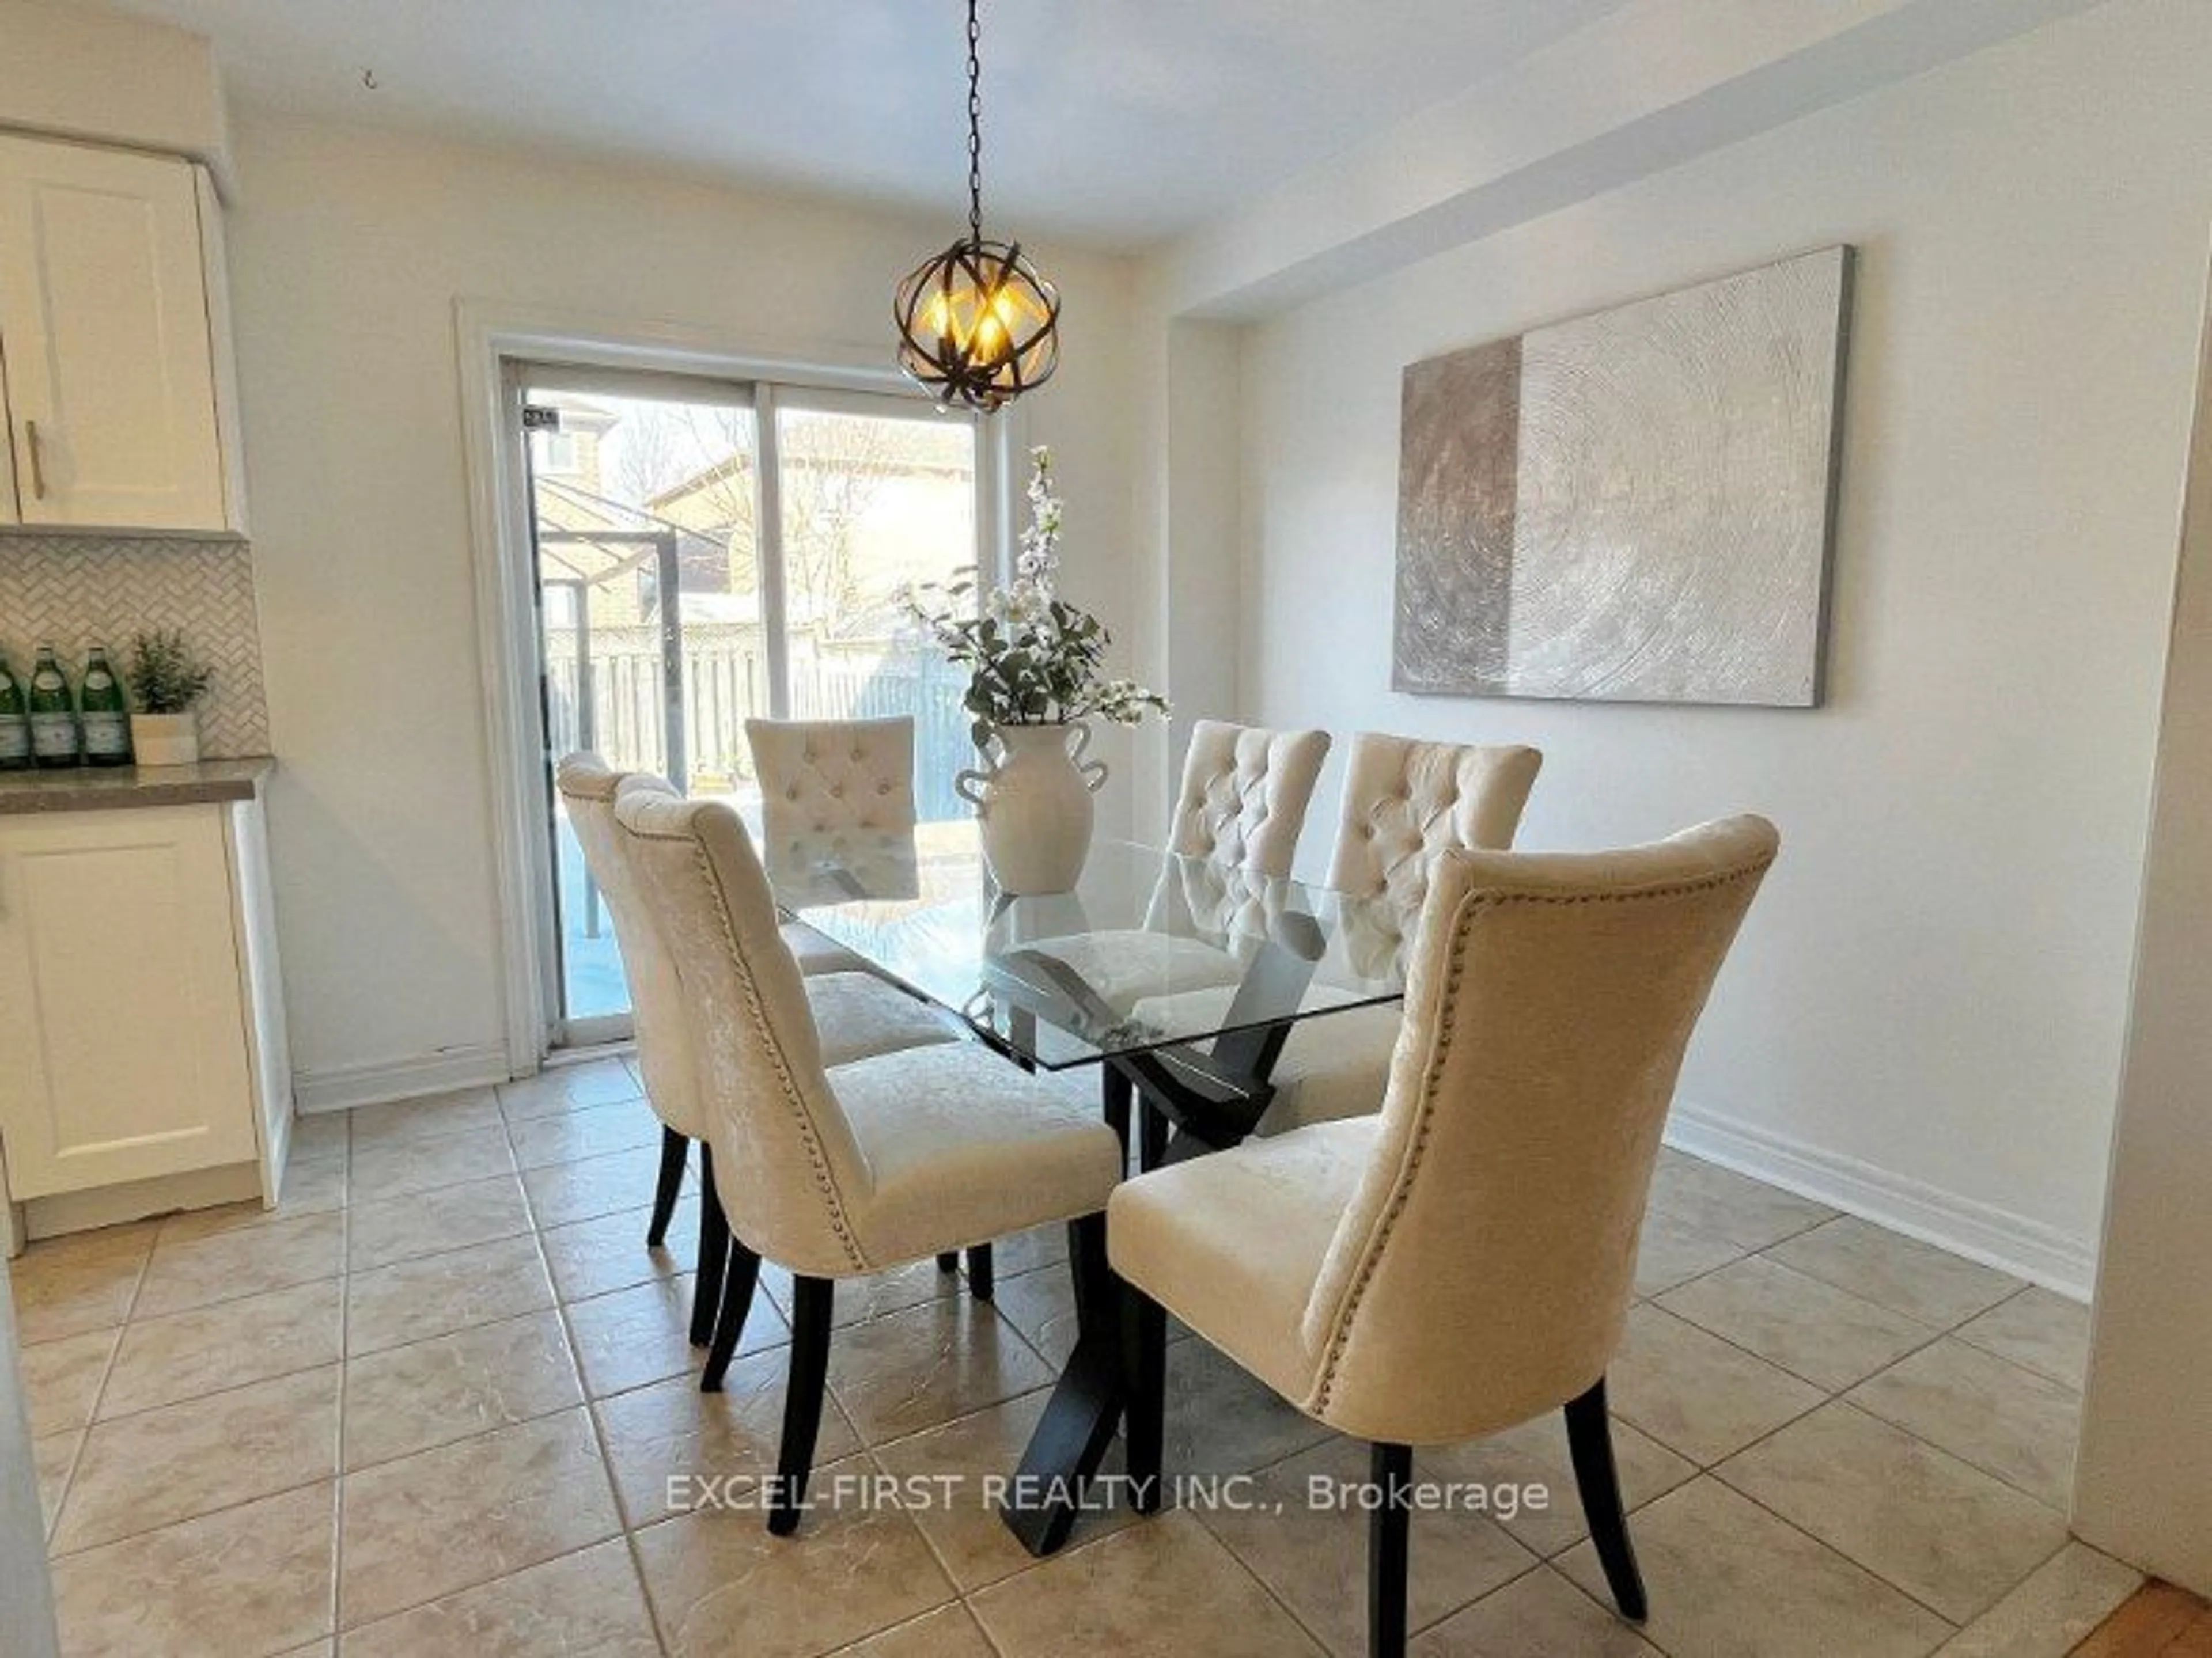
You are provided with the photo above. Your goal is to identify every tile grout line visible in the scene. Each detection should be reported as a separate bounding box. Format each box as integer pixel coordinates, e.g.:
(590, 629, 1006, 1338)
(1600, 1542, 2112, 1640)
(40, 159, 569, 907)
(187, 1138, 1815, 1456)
(329, 1129, 353, 1652)
(1646, 1232, 2085, 1428)
(1660, 1297, 2080, 1636)
(1746, 1223, 2025, 1331)
(41, 1207, 248, 1557)
(1647, 1287, 1955, 1399)
(1168, 1435, 1571, 1650)
(62, 1270, 591, 1448)
(78, 1280, 348, 1427)
(25, 1084, 647, 1617)
(1624, 1269, 2075, 1452)
(1702, 1387, 2078, 1602)
(1947, 1285, 2088, 1388)
(513, 1118, 673, 1657)
(550, 1226, 675, 1657)
(1844, 1384, 2082, 1512)
(331, 1167, 624, 1637)
(36, 1177, 351, 1590)
(1680, 1465, 1979, 1636)
(42, 1394, 349, 1561)
(1194, 1488, 1421, 1658)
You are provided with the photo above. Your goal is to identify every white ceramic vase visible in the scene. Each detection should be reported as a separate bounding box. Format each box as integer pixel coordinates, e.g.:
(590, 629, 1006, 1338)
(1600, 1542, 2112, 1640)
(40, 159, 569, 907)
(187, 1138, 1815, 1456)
(130, 711, 200, 768)
(956, 722, 1109, 895)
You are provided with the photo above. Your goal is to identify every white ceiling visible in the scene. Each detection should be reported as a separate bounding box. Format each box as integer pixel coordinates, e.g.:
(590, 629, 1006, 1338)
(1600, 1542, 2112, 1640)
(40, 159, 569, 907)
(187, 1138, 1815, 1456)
(85, 0, 1635, 248)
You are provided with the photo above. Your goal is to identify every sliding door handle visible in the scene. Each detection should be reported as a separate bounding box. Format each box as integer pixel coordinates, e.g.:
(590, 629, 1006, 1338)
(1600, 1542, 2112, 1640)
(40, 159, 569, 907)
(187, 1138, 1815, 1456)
(23, 419, 47, 500)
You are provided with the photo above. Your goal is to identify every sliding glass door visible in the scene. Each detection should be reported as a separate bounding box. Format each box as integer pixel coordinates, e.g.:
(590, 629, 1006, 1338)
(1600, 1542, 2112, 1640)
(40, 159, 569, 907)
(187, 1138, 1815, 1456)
(518, 367, 982, 1044)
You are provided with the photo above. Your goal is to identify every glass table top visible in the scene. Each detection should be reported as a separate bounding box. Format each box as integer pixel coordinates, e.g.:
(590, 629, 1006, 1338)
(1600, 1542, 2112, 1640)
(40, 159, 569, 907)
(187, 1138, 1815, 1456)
(759, 819, 1412, 1070)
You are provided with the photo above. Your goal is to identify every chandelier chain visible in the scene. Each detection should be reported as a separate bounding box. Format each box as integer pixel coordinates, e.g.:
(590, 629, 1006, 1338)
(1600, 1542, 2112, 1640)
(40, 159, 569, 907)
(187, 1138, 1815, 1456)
(965, 0, 984, 243)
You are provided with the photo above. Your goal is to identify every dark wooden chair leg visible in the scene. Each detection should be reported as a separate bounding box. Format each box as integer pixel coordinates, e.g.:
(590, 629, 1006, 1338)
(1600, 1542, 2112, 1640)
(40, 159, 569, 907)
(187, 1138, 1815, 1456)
(769, 1276, 835, 1536)
(700, 1235, 762, 1392)
(646, 1126, 688, 1248)
(1122, 1284, 1166, 1512)
(1138, 1101, 1168, 1173)
(1370, 1442, 1413, 1658)
(690, 1147, 728, 1349)
(935, 1251, 959, 1274)
(965, 1243, 994, 1301)
(1565, 1376, 1648, 1621)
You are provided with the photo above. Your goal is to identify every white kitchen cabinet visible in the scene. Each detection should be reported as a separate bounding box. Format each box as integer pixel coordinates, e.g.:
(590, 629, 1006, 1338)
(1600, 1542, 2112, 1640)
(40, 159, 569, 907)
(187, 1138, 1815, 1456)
(0, 134, 245, 534)
(0, 385, 17, 528)
(0, 791, 289, 1231)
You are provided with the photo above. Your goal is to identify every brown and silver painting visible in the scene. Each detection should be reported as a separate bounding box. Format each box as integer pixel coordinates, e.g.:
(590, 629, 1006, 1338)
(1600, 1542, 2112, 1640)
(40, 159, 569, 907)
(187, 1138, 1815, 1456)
(1393, 245, 1851, 707)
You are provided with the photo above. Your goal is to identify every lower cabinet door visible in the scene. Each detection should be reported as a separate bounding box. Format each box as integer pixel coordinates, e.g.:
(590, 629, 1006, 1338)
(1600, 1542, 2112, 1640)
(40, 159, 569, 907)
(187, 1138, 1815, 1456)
(0, 808, 257, 1197)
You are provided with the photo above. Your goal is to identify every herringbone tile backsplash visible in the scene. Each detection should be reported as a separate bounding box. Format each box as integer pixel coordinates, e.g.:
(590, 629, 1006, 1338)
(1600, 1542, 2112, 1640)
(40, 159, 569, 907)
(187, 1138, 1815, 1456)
(0, 536, 270, 757)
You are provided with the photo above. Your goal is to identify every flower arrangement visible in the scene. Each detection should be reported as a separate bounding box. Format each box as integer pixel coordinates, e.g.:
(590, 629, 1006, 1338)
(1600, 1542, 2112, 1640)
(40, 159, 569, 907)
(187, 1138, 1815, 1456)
(125, 629, 214, 715)
(911, 446, 1168, 749)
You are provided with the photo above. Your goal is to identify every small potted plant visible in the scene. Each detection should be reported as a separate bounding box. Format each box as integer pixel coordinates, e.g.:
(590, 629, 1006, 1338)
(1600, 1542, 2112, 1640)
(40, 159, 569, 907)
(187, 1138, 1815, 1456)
(125, 629, 214, 767)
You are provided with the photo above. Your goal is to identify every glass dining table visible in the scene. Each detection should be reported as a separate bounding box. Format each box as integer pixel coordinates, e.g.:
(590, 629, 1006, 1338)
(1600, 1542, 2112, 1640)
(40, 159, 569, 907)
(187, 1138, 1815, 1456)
(759, 818, 1413, 1555)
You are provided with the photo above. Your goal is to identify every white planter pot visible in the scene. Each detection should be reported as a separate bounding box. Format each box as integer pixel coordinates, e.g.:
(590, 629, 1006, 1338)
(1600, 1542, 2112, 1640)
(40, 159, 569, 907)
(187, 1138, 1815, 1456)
(130, 711, 200, 768)
(956, 722, 1109, 895)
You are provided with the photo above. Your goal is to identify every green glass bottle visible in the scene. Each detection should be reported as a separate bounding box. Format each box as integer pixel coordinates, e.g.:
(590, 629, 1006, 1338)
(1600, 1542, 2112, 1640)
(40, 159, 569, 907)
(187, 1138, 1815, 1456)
(0, 652, 30, 771)
(79, 643, 133, 767)
(28, 645, 79, 769)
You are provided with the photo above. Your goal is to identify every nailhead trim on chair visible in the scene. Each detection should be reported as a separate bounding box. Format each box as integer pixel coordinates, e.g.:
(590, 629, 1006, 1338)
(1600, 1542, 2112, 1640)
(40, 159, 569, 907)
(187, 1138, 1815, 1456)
(1304, 851, 1779, 1419)
(627, 814, 872, 1273)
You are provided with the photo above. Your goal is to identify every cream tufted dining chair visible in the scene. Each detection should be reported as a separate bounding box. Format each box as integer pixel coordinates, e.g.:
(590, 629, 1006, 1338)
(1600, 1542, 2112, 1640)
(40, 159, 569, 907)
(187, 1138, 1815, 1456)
(1130, 733, 1542, 1147)
(1325, 733, 1543, 908)
(745, 716, 925, 974)
(1029, 721, 1334, 1021)
(556, 754, 961, 1344)
(749, 713, 1002, 1288)
(612, 788, 1125, 1535)
(1166, 719, 1333, 880)
(1111, 817, 1779, 1656)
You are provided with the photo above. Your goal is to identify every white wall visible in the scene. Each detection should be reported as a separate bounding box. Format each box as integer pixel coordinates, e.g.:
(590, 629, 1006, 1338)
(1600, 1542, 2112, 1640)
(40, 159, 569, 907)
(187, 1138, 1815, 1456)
(2075, 248, 2212, 1593)
(1227, 1, 2212, 1283)
(222, 108, 1139, 1101)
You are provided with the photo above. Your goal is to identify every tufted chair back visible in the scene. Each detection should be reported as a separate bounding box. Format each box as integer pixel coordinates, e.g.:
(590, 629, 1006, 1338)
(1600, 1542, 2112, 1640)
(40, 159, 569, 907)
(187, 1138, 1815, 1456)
(1295, 816, 1778, 1445)
(1165, 720, 1331, 881)
(555, 755, 702, 1139)
(611, 789, 877, 1277)
(749, 716, 916, 854)
(1324, 733, 1543, 914)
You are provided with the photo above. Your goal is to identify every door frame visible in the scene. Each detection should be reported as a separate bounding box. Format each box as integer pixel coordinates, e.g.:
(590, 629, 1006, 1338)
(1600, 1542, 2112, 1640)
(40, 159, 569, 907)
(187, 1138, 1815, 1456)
(456, 299, 1018, 1074)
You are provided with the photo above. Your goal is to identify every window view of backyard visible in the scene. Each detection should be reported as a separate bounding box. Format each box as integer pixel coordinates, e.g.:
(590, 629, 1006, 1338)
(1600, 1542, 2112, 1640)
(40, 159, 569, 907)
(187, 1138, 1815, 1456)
(526, 380, 979, 1025)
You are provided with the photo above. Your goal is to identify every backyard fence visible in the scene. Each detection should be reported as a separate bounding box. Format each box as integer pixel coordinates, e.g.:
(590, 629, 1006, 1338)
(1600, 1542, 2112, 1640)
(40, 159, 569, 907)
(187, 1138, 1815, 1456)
(544, 635, 974, 821)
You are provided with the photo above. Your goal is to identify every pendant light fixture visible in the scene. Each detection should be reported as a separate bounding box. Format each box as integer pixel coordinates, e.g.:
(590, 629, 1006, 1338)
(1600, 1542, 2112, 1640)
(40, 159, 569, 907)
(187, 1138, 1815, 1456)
(894, 0, 1060, 412)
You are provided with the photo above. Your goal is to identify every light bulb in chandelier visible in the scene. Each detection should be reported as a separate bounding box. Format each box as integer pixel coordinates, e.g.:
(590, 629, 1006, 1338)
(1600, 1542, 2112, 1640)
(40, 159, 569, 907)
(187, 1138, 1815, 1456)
(896, 237, 1059, 411)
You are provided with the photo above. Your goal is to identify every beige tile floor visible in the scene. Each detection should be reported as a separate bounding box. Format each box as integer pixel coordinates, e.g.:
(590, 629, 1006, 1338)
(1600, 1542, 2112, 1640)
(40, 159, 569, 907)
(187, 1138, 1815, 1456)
(12, 1055, 2141, 1657)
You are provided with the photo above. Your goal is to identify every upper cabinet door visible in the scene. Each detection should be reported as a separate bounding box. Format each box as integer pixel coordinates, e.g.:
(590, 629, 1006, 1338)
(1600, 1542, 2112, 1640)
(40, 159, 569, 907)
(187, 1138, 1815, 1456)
(0, 136, 230, 533)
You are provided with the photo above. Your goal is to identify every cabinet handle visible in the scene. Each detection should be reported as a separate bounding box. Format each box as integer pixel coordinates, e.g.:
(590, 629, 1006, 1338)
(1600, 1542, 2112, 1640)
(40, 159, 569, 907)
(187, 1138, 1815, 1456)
(24, 419, 47, 500)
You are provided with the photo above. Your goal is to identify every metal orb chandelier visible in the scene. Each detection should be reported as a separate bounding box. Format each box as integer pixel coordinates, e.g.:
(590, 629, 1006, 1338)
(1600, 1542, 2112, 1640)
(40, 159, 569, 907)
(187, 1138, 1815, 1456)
(895, 0, 1060, 412)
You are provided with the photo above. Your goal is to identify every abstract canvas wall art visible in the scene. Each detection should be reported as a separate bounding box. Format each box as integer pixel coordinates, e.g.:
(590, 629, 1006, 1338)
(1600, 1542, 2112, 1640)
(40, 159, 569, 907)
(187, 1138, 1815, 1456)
(1393, 245, 1852, 707)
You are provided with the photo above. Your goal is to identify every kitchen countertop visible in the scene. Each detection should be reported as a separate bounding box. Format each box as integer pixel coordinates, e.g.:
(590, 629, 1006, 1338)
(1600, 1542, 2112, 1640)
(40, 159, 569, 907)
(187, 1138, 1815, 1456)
(0, 756, 274, 815)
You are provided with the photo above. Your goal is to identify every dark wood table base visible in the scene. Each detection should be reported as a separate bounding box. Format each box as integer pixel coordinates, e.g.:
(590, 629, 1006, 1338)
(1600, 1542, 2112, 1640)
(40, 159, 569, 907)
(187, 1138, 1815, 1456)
(998, 1047, 1281, 1555)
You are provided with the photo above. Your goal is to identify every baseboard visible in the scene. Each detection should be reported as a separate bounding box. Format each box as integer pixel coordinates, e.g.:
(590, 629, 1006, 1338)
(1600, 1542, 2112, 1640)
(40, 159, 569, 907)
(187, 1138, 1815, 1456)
(25, 1162, 263, 1241)
(1664, 1099, 2097, 1302)
(293, 1044, 513, 1114)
